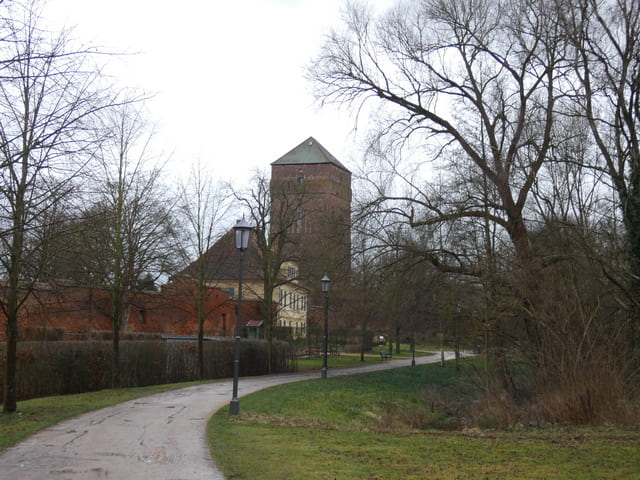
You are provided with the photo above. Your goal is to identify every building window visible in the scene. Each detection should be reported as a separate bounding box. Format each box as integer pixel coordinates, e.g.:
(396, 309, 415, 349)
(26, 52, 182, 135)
(288, 265, 298, 280)
(296, 208, 304, 234)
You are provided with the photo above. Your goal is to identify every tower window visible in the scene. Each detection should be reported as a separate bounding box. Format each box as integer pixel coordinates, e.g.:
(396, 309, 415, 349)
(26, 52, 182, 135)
(288, 265, 298, 280)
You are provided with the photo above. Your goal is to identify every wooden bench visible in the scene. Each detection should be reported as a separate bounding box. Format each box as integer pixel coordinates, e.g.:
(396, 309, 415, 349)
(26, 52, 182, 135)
(379, 350, 392, 360)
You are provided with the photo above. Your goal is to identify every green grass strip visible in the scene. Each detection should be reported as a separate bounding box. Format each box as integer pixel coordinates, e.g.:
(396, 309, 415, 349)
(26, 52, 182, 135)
(295, 344, 436, 372)
(208, 362, 640, 480)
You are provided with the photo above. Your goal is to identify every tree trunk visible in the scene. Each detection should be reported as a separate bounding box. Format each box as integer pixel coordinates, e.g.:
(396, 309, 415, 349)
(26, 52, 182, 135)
(623, 190, 640, 350)
(111, 300, 122, 388)
(197, 279, 205, 380)
(492, 319, 517, 398)
(3, 311, 18, 413)
(3, 184, 26, 413)
(264, 277, 273, 374)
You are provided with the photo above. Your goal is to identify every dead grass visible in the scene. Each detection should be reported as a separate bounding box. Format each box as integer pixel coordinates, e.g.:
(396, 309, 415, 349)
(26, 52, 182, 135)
(537, 374, 640, 425)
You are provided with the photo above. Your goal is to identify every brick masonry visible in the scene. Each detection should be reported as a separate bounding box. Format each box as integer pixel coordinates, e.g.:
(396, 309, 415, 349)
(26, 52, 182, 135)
(0, 278, 263, 340)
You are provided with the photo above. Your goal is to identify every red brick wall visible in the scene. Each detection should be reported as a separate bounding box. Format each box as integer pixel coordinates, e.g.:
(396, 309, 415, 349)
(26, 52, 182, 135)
(0, 279, 264, 340)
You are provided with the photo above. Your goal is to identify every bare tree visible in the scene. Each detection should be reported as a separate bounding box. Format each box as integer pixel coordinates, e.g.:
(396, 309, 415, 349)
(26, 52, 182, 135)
(0, 0, 121, 412)
(234, 171, 303, 373)
(308, 0, 575, 384)
(177, 160, 231, 379)
(82, 103, 177, 388)
(346, 234, 381, 361)
(559, 0, 640, 337)
(310, 0, 572, 267)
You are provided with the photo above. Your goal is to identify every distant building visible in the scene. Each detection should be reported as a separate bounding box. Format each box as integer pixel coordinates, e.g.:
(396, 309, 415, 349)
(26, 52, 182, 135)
(270, 136, 352, 301)
(178, 137, 352, 337)
(181, 228, 309, 337)
(0, 140, 352, 341)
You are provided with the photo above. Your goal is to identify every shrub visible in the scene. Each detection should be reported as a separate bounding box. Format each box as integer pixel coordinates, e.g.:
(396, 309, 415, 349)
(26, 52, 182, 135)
(469, 391, 530, 429)
(537, 367, 640, 425)
(378, 400, 457, 431)
(19, 327, 65, 341)
(0, 338, 296, 402)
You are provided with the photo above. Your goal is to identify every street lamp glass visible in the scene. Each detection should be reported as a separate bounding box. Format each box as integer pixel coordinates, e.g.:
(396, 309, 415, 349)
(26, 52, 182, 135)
(321, 275, 330, 293)
(234, 217, 253, 251)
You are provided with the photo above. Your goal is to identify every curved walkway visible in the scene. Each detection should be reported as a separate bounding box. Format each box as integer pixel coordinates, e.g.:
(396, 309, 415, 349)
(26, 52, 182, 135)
(0, 352, 455, 479)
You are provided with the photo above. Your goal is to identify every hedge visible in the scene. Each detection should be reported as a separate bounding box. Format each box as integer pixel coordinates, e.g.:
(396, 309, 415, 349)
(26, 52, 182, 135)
(0, 339, 296, 401)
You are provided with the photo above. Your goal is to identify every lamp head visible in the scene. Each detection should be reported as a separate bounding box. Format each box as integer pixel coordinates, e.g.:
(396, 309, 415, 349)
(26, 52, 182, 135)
(234, 216, 253, 251)
(321, 275, 331, 294)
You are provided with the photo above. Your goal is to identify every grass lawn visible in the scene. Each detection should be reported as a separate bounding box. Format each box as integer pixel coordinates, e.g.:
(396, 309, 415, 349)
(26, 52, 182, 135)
(370, 343, 437, 358)
(0, 380, 209, 452)
(208, 360, 640, 480)
(296, 355, 374, 372)
(295, 344, 435, 372)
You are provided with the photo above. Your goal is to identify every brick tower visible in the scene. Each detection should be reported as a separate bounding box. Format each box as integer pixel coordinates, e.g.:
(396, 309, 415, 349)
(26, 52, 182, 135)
(270, 137, 352, 299)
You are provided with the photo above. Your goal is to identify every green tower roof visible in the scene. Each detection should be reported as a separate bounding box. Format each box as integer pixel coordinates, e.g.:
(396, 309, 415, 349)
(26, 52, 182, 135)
(271, 136, 350, 173)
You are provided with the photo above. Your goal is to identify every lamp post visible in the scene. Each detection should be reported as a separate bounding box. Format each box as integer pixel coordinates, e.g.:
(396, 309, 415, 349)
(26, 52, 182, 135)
(230, 217, 253, 415)
(321, 275, 330, 379)
(454, 303, 461, 372)
(411, 328, 416, 367)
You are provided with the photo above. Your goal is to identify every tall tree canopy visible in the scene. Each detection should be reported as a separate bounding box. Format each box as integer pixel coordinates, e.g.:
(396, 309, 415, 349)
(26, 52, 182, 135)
(309, 0, 638, 406)
(0, 0, 122, 412)
(309, 0, 571, 344)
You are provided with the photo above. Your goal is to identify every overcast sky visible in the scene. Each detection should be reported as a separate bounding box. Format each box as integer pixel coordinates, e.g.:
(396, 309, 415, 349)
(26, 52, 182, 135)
(44, 0, 396, 186)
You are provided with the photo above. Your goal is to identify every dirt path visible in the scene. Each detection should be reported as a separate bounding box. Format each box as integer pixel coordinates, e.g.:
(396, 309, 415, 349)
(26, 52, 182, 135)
(0, 352, 454, 479)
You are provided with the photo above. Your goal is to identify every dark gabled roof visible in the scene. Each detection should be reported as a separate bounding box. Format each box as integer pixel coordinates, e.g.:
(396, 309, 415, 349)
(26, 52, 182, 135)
(179, 226, 308, 290)
(271, 136, 350, 173)
(181, 228, 263, 282)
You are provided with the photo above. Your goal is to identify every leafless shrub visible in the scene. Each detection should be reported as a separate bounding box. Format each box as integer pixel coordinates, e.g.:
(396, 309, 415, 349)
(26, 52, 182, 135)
(378, 402, 458, 432)
(469, 391, 532, 429)
(537, 367, 640, 425)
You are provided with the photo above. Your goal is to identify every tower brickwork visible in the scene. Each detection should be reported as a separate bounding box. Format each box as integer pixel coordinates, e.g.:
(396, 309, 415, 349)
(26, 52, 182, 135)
(270, 137, 352, 302)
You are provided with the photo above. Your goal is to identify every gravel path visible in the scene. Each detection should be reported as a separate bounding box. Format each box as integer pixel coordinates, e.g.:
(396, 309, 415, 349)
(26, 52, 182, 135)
(0, 352, 454, 479)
